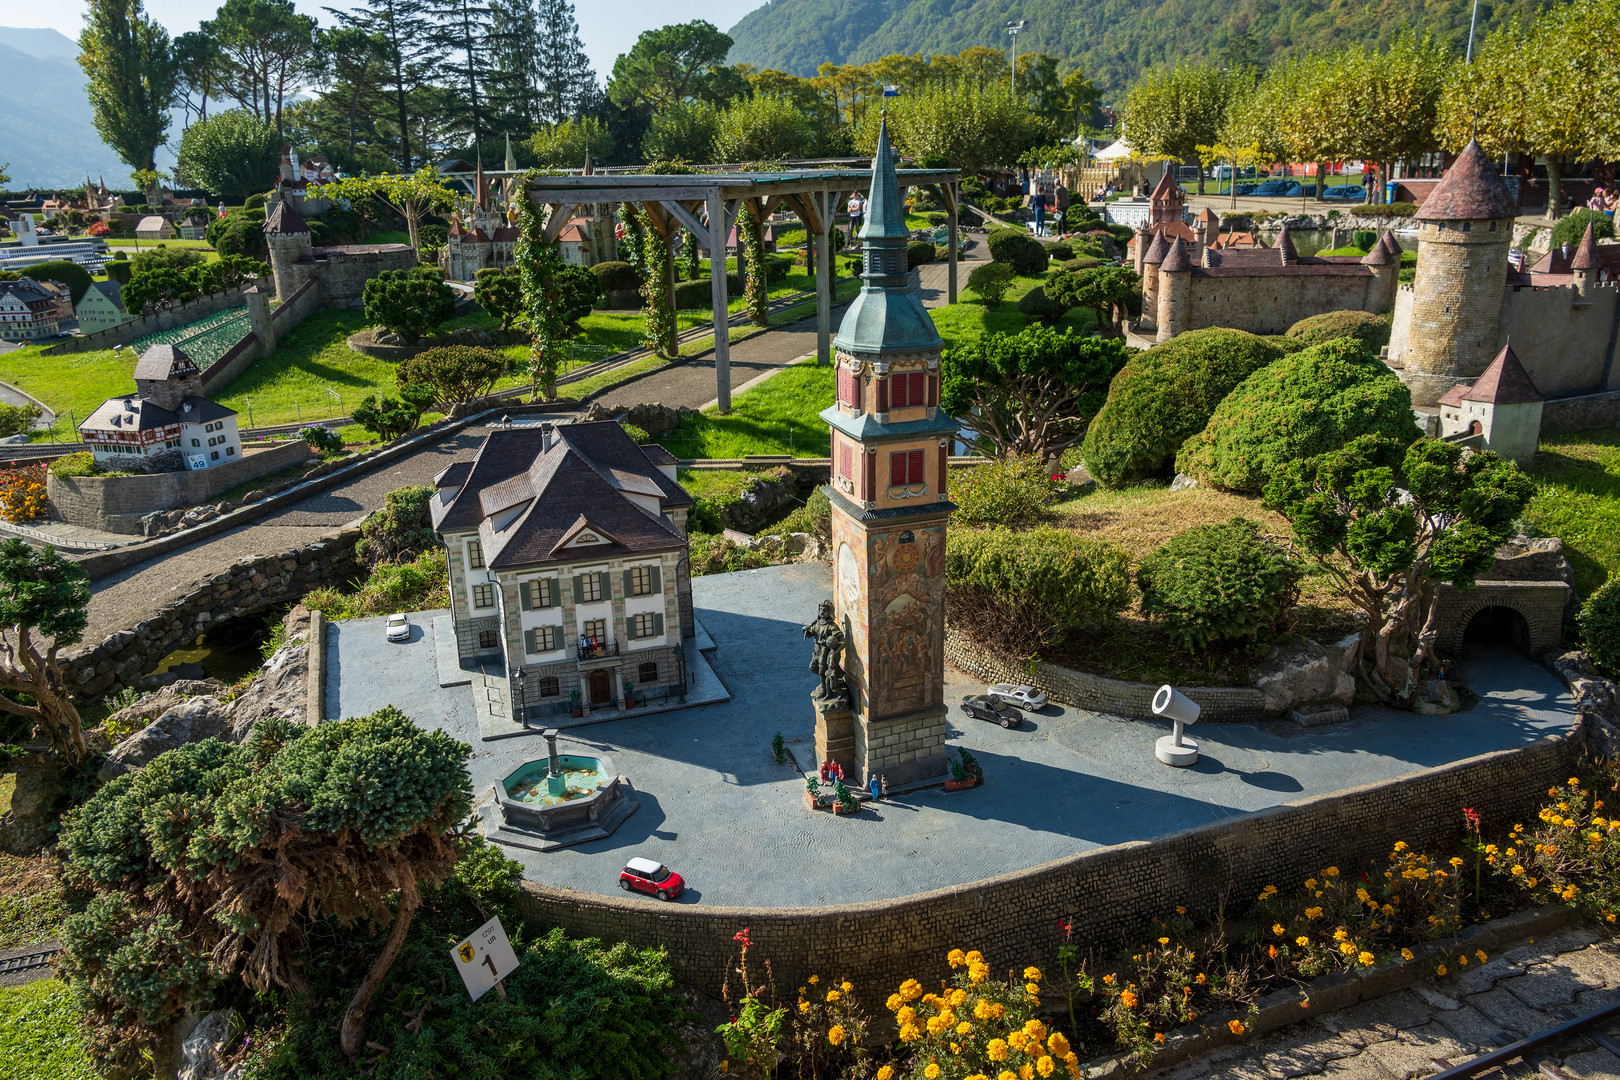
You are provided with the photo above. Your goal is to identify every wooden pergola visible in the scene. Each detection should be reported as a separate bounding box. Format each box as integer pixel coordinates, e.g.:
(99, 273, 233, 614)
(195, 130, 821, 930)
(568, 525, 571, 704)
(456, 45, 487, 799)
(519, 167, 961, 413)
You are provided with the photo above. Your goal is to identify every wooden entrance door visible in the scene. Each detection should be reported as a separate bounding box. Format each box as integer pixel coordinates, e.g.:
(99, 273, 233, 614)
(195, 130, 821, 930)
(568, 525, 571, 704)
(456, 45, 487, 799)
(588, 668, 612, 704)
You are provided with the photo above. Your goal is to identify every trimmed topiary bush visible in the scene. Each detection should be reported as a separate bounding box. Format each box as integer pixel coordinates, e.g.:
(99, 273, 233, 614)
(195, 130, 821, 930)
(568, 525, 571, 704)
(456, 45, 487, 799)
(1578, 579, 1620, 676)
(1176, 337, 1423, 492)
(946, 525, 1132, 658)
(590, 260, 642, 293)
(1047, 240, 1074, 261)
(20, 260, 93, 304)
(907, 240, 937, 267)
(986, 228, 1048, 275)
(103, 261, 133, 285)
(949, 455, 1065, 527)
(1081, 328, 1285, 488)
(363, 266, 455, 341)
(1352, 229, 1377, 252)
(1016, 284, 1066, 326)
(1061, 257, 1101, 272)
(1551, 208, 1616, 250)
(1137, 518, 1302, 652)
(1284, 310, 1393, 351)
(967, 261, 1014, 306)
(1349, 202, 1417, 217)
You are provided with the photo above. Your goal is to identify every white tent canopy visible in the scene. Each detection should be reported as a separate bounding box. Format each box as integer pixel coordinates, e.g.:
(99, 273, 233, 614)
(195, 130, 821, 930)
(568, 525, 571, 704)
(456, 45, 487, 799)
(1093, 140, 1134, 161)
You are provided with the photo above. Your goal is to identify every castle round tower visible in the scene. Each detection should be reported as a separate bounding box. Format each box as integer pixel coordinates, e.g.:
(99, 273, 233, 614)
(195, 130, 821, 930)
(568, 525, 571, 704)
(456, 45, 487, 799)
(1141, 231, 1171, 324)
(1155, 237, 1192, 343)
(263, 198, 314, 303)
(1400, 140, 1518, 406)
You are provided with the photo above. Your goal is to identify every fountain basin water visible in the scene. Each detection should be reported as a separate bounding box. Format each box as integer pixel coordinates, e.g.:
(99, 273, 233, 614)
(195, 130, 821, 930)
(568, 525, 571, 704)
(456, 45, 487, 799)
(483, 747, 638, 851)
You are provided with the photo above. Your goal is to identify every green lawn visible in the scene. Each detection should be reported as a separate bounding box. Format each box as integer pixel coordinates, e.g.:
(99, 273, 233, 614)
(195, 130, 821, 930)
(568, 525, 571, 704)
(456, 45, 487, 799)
(931, 269, 1098, 350)
(655, 362, 835, 458)
(0, 343, 137, 437)
(1525, 430, 1620, 596)
(0, 981, 97, 1080)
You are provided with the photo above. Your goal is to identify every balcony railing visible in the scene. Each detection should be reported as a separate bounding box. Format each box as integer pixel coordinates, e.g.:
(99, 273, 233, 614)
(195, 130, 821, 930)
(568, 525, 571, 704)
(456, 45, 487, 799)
(577, 640, 619, 663)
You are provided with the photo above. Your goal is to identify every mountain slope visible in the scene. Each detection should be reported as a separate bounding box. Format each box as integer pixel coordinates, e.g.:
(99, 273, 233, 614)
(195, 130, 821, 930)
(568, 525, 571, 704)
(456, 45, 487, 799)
(727, 0, 1542, 93)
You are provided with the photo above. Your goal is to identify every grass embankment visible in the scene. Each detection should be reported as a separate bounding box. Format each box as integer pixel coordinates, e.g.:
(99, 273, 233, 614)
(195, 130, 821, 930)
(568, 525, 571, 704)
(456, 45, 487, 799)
(933, 269, 1097, 349)
(1525, 430, 1620, 596)
(656, 362, 835, 458)
(0, 981, 98, 1080)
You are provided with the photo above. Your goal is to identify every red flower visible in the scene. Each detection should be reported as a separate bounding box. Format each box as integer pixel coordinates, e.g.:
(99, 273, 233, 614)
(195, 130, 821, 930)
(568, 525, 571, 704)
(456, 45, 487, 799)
(733, 929, 752, 946)
(1462, 807, 1481, 828)
(1058, 919, 1072, 939)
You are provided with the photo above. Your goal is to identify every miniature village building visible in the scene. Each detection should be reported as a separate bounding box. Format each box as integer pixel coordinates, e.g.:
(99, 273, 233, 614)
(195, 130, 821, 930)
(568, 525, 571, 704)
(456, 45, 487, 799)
(819, 117, 954, 787)
(263, 197, 416, 307)
(75, 280, 129, 333)
(1437, 342, 1544, 465)
(78, 344, 241, 470)
(439, 161, 522, 281)
(0, 278, 61, 341)
(134, 215, 176, 241)
(432, 421, 696, 717)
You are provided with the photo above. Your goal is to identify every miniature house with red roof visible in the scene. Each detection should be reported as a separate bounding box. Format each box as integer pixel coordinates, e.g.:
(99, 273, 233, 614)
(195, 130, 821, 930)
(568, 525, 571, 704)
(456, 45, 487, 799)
(1436, 343, 1544, 464)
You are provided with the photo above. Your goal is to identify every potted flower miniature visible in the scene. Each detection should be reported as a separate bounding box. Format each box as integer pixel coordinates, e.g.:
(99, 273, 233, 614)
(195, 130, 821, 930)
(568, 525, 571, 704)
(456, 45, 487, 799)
(805, 775, 826, 810)
(832, 777, 860, 815)
(622, 679, 637, 710)
(944, 748, 983, 792)
(569, 689, 583, 718)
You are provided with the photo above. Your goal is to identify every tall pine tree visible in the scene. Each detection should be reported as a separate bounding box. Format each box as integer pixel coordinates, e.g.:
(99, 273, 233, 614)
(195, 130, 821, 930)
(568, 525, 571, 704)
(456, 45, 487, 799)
(535, 0, 595, 125)
(487, 0, 541, 133)
(430, 0, 500, 159)
(329, 0, 435, 170)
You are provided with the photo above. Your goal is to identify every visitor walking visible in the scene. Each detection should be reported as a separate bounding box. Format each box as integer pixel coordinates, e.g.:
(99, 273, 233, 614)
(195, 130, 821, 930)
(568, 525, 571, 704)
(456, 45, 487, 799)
(847, 192, 865, 236)
(1030, 188, 1048, 237)
(869, 773, 881, 802)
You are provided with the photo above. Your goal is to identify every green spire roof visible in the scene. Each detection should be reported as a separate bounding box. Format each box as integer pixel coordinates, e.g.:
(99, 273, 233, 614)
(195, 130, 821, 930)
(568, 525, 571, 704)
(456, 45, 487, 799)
(833, 116, 944, 357)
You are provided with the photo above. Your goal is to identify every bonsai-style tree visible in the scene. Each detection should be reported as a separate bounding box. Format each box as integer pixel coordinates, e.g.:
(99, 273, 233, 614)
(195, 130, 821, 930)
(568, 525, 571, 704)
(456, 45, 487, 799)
(58, 709, 473, 1070)
(0, 539, 91, 769)
(1263, 435, 1534, 706)
(353, 384, 434, 442)
(1045, 264, 1141, 338)
(317, 166, 457, 254)
(941, 325, 1130, 462)
(473, 267, 522, 330)
(397, 345, 510, 409)
(363, 266, 456, 342)
(966, 261, 1013, 306)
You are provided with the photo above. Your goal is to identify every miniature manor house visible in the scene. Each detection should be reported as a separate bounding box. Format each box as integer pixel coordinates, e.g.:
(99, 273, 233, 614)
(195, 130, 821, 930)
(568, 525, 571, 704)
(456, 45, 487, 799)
(78, 344, 240, 470)
(432, 420, 696, 717)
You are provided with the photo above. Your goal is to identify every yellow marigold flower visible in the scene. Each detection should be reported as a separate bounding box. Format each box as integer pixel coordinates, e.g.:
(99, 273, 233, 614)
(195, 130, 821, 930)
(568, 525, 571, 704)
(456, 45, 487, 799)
(1563, 885, 1579, 900)
(1393, 841, 1408, 852)
(988, 1038, 1010, 1061)
(1305, 907, 1323, 919)
(799, 1001, 811, 1013)
(1024, 1019, 1048, 1042)
(966, 950, 984, 965)
(826, 989, 841, 1003)
(1570, 777, 1581, 786)
(999, 1073, 1017, 1080)
(1382, 904, 1394, 916)
(925, 1065, 941, 1080)
(951, 1043, 962, 1055)
(958, 1021, 973, 1036)
(1356, 888, 1370, 902)
(887, 993, 903, 1012)
(877, 1069, 894, 1080)
(899, 978, 921, 1000)
(1304, 878, 1318, 888)
(898, 1006, 917, 1025)
(1229, 1020, 1246, 1035)
(1333, 928, 1349, 942)
(1296, 936, 1310, 947)
(1102, 973, 1115, 985)
(1065, 1052, 1079, 1067)
(1195, 973, 1206, 985)
(989, 1002, 1006, 1020)
(1450, 857, 1465, 868)
(1339, 942, 1356, 956)
(1159, 937, 1170, 946)
(1457, 954, 1469, 966)
(900, 1024, 920, 1042)
(809, 975, 820, 984)
(1400, 948, 1414, 961)
(1037, 1056, 1056, 1078)
(950, 989, 968, 1008)
(828, 1025, 846, 1046)
(1512, 865, 1526, 876)
(841, 981, 853, 993)
(1009, 1030, 1030, 1052)
(1273, 923, 1286, 937)
(1325, 866, 1339, 877)
(975, 999, 993, 1021)
(1026, 982, 1040, 995)
(1024, 966, 1042, 982)
(1048, 1032, 1071, 1057)
(721, 1062, 728, 1073)
(1436, 964, 1447, 977)
(969, 963, 990, 984)
(1020, 1066, 1035, 1080)
(926, 1015, 948, 1036)
(949, 949, 967, 968)
(1358, 951, 1375, 966)
(1120, 989, 1139, 1009)
(1476, 950, 1488, 963)
(966, 1075, 989, 1080)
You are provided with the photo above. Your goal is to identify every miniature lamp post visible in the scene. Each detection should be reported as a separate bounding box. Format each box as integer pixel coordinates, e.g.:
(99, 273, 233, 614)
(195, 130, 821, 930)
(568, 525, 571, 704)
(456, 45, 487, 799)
(673, 643, 687, 703)
(512, 667, 526, 728)
(542, 727, 567, 797)
(1151, 685, 1201, 767)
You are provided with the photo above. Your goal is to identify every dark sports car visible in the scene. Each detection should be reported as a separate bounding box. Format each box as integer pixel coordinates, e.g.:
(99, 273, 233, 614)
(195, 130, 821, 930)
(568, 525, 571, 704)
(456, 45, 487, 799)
(961, 694, 1023, 728)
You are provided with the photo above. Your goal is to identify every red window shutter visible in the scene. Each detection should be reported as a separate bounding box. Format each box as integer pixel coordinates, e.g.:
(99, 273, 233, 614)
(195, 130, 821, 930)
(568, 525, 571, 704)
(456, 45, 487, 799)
(839, 444, 851, 478)
(927, 374, 938, 407)
(908, 449, 925, 484)
(876, 378, 888, 413)
(889, 374, 903, 408)
(910, 372, 925, 406)
(837, 368, 847, 405)
(937, 442, 947, 492)
(890, 452, 907, 486)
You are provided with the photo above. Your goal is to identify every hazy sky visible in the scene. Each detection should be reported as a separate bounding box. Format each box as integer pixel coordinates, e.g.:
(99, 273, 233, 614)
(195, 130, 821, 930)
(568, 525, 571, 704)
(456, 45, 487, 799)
(13, 0, 765, 83)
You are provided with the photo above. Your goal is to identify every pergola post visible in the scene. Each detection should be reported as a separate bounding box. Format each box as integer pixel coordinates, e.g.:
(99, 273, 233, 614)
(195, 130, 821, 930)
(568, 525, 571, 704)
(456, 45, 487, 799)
(816, 195, 832, 366)
(944, 183, 959, 304)
(706, 189, 732, 413)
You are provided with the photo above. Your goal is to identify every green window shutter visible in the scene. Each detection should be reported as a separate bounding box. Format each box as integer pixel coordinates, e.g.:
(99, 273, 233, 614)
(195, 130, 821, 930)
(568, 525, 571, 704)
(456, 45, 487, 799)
(652, 612, 664, 637)
(623, 569, 635, 596)
(572, 575, 584, 603)
(524, 629, 535, 653)
(649, 566, 662, 594)
(544, 579, 557, 608)
(519, 581, 532, 611)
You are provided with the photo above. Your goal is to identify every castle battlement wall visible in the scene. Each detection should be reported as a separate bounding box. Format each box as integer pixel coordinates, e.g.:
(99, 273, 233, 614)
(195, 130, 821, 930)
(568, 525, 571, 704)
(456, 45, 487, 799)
(1500, 281, 1620, 396)
(1174, 267, 1382, 337)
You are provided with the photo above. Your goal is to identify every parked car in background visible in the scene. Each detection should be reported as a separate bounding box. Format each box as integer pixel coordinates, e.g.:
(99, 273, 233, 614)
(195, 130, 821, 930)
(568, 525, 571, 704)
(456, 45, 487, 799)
(988, 683, 1049, 711)
(386, 612, 410, 642)
(1321, 184, 1368, 201)
(961, 694, 1024, 728)
(619, 857, 685, 900)
(1248, 179, 1296, 197)
(1233, 183, 1258, 197)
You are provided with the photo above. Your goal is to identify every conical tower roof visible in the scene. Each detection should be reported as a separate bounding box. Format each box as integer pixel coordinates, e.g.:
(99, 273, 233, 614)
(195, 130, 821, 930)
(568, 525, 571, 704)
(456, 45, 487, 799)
(1415, 140, 1519, 221)
(832, 115, 943, 357)
(1160, 236, 1191, 272)
(264, 198, 309, 235)
(1143, 231, 1172, 265)
(1463, 342, 1542, 404)
(504, 134, 516, 173)
(1572, 222, 1600, 270)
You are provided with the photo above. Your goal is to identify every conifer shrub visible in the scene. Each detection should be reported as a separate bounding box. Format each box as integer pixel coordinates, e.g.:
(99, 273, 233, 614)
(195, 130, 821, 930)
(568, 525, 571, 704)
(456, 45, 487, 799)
(1551, 208, 1616, 249)
(590, 260, 642, 292)
(966, 261, 1014, 306)
(949, 456, 1065, 527)
(1137, 518, 1302, 651)
(985, 228, 1048, 274)
(907, 240, 937, 267)
(1046, 240, 1075, 261)
(1176, 338, 1423, 492)
(1081, 329, 1285, 488)
(1015, 284, 1066, 325)
(1284, 310, 1393, 351)
(946, 526, 1132, 658)
(1577, 580, 1620, 676)
(1061, 256, 1101, 272)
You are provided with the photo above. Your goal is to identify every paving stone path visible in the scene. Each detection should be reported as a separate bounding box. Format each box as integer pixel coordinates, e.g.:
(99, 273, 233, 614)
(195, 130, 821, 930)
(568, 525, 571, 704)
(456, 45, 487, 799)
(1159, 926, 1620, 1080)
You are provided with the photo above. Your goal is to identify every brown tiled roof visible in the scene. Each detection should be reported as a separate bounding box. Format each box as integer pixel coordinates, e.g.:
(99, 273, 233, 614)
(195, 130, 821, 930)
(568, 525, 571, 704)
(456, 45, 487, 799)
(555, 422, 693, 509)
(491, 225, 519, 242)
(1203, 248, 1277, 268)
(1160, 237, 1191, 272)
(263, 199, 310, 235)
(1437, 383, 1470, 407)
(1150, 170, 1182, 204)
(1571, 223, 1600, 270)
(1143, 232, 1172, 265)
(1381, 232, 1404, 259)
(1415, 140, 1519, 222)
(1195, 207, 1219, 225)
(1463, 343, 1542, 404)
(1360, 238, 1398, 266)
(1527, 241, 1620, 275)
(1277, 225, 1298, 264)
(432, 427, 550, 532)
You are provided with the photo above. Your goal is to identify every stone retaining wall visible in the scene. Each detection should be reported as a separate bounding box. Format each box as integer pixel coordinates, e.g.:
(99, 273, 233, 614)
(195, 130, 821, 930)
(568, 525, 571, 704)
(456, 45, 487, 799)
(63, 528, 362, 699)
(942, 626, 1267, 722)
(517, 722, 1582, 1001)
(46, 442, 314, 534)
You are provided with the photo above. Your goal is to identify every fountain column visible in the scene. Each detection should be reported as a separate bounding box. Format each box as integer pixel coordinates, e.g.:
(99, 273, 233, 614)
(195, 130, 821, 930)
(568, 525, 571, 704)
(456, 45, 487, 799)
(543, 728, 567, 797)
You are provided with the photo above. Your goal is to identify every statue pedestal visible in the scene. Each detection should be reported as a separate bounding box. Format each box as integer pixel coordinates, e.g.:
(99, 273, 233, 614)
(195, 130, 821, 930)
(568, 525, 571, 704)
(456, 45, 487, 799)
(813, 695, 855, 779)
(853, 705, 949, 788)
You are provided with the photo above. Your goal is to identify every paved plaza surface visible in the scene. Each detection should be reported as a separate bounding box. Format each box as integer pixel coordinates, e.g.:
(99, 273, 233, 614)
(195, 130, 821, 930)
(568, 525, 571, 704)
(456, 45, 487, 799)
(324, 562, 1576, 909)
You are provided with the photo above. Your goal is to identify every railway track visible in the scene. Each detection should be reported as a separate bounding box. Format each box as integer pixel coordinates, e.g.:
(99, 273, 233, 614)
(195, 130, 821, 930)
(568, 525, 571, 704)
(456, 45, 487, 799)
(0, 946, 60, 977)
(1430, 997, 1620, 1078)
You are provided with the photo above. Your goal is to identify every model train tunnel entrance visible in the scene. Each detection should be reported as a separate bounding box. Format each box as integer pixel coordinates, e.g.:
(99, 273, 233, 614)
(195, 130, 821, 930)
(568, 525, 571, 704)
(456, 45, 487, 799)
(1461, 605, 1533, 656)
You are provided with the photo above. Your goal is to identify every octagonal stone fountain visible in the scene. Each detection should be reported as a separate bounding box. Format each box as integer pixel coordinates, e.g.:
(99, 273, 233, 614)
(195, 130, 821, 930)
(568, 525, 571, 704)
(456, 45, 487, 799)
(479, 729, 639, 851)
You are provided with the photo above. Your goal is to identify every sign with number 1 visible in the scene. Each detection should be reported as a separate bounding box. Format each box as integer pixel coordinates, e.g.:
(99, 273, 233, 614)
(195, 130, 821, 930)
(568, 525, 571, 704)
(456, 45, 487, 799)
(451, 916, 520, 1001)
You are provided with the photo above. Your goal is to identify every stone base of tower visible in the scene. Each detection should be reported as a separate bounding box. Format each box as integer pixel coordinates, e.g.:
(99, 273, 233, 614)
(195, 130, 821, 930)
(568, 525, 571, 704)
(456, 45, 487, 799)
(1400, 371, 1474, 409)
(852, 705, 949, 788)
(813, 697, 856, 777)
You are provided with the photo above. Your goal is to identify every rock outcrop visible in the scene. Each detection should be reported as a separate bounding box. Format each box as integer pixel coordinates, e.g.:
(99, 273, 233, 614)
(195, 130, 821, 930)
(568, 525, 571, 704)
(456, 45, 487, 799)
(98, 694, 234, 781)
(1251, 636, 1356, 718)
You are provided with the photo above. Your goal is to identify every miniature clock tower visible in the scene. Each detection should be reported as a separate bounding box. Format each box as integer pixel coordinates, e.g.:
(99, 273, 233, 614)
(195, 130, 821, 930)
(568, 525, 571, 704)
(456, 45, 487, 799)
(817, 117, 955, 787)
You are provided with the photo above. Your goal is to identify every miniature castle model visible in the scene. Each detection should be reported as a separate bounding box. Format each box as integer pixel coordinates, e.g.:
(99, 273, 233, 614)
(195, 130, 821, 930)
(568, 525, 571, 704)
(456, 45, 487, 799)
(439, 158, 522, 281)
(1437, 342, 1544, 464)
(432, 421, 695, 717)
(818, 116, 954, 787)
(1386, 140, 1620, 405)
(79, 344, 241, 471)
(270, 146, 336, 216)
(0, 278, 61, 341)
(262, 196, 416, 307)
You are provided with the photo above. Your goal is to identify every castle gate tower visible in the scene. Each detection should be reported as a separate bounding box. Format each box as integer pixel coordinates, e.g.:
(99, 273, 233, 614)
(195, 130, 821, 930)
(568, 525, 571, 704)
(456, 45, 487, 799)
(1400, 140, 1518, 406)
(263, 198, 314, 304)
(819, 117, 956, 788)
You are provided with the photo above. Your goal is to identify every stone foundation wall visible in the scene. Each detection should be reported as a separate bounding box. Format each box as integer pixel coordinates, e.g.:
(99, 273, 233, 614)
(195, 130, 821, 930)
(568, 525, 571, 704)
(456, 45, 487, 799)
(46, 442, 314, 534)
(1184, 269, 1381, 336)
(517, 722, 1582, 1000)
(855, 706, 949, 786)
(943, 627, 1267, 722)
(62, 528, 362, 699)
(1540, 389, 1620, 435)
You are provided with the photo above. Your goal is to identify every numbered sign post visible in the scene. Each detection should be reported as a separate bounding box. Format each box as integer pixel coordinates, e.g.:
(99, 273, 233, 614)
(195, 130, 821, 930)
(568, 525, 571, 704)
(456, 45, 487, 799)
(451, 916, 520, 1002)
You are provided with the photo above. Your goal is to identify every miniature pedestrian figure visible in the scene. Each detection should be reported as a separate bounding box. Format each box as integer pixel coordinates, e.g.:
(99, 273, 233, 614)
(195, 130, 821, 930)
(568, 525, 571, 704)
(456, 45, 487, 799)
(869, 773, 882, 802)
(880, 774, 889, 798)
(847, 192, 865, 235)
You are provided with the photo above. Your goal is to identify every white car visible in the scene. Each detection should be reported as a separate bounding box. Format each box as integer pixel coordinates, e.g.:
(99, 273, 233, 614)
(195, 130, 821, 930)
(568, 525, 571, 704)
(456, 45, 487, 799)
(988, 683, 1048, 711)
(385, 612, 410, 642)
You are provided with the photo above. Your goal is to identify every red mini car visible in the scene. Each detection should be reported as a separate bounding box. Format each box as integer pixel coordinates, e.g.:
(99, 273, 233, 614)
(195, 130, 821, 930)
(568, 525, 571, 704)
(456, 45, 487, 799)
(618, 856, 685, 901)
